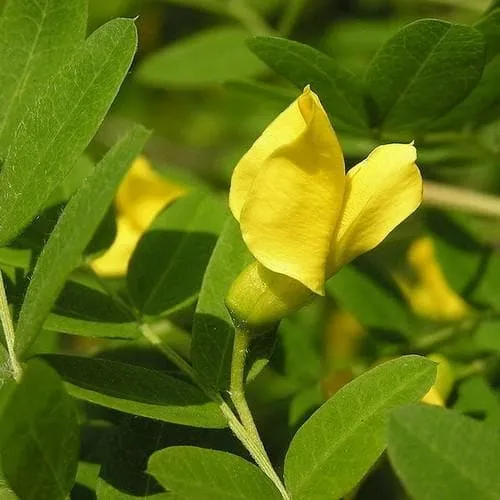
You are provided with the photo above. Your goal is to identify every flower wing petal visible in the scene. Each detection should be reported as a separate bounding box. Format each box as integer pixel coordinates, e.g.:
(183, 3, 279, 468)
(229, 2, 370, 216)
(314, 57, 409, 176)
(329, 143, 422, 273)
(237, 88, 345, 294)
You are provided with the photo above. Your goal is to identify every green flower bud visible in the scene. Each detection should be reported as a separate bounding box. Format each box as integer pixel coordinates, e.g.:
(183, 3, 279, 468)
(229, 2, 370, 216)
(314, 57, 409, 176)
(225, 261, 313, 336)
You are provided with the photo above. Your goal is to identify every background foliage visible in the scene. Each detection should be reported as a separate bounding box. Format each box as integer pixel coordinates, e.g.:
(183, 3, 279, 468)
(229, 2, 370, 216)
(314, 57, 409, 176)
(1, 0, 500, 499)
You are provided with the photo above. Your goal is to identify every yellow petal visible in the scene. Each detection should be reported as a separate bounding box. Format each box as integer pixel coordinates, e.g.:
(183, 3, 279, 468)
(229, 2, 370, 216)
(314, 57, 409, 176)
(329, 143, 422, 273)
(392, 237, 470, 321)
(90, 216, 142, 277)
(422, 385, 445, 407)
(234, 87, 345, 294)
(427, 353, 455, 401)
(116, 156, 184, 231)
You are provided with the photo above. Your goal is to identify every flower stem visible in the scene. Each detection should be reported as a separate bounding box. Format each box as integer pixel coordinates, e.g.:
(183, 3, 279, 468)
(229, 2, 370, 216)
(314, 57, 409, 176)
(0, 271, 22, 382)
(278, 0, 306, 36)
(142, 322, 289, 499)
(423, 181, 500, 218)
(226, 0, 275, 35)
(230, 326, 290, 499)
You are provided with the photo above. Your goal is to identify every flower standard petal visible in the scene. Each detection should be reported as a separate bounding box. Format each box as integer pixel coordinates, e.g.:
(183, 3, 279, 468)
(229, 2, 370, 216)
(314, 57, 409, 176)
(229, 88, 314, 221)
(329, 143, 422, 274)
(237, 87, 345, 294)
(116, 156, 185, 231)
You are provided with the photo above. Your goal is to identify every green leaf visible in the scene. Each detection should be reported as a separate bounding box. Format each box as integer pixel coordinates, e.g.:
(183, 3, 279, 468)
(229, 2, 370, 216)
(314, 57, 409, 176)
(44, 314, 139, 339)
(326, 264, 411, 335)
(225, 79, 298, 107)
(96, 417, 184, 500)
(0, 0, 87, 154)
(14, 124, 150, 357)
(191, 218, 253, 389)
(476, 8, 500, 61)
(388, 405, 500, 500)
(137, 26, 266, 89)
(0, 359, 79, 500)
(431, 10, 500, 129)
(248, 37, 369, 131)
(474, 319, 500, 353)
(157, 0, 226, 14)
(0, 18, 138, 245)
(454, 376, 500, 424)
(365, 20, 485, 131)
(284, 355, 436, 499)
(128, 191, 227, 316)
(148, 446, 281, 499)
(42, 354, 226, 428)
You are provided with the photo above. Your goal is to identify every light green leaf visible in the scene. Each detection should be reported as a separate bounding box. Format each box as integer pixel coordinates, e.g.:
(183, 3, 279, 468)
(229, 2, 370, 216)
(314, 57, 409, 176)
(0, 0, 87, 154)
(284, 356, 436, 499)
(14, 125, 150, 357)
(42, 354, 226, 428)
(0, 469, 16, 500)
(0, 359, 79, 500)
(128, 191, 227, 316)
(0, 18, 138, 245)
(148, 446, 281, 499)
(388, 405, 500, 500)
(248, 36, 369, 131)
(191, 218, 253, 389)
(365, 20, 485, 131)
(137, 26, 266, 88)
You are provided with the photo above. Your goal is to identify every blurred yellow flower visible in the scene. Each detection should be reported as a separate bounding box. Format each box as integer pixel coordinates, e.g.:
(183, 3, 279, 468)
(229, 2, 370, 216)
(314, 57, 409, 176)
(227, 86, 422, 329)
(392, 237, 469, 321)
(91, 156, 184, 277)
(422, 353, 455, 406)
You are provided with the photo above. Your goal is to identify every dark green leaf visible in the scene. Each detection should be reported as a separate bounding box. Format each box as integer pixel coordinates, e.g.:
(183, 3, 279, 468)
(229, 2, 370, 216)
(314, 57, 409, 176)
(476, 8, 500, 61)
(191, 218, 253, 390)
(0, 18, 138, 245)
(0, 0, 87, 154)
(388, 405, 500, 500)
(0, 359, 79, 500)
(42, 354, 226, 428)
(284, 356, 436, 499)
(15, 124, 150, 357)
(148, 446, 281, 499)
(454, 376, 500, 424)
(431, 11, 500, 129)
(248, 36, 369, 130)
(128, 191, 227, 316)
(365, 20, 485, 131)
(137, 26, 266, 88)
(96, 417, 185, 500)
(327, 264, 411, 335)
(225, 79, 297, 107)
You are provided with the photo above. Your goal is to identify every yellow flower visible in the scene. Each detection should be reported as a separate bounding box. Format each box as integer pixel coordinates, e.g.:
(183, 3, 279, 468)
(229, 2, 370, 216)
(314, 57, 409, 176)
(91, 156, 184, 277)
(392, 237, 470, 321)
(227, 87, 422, 329)
(422, 353, 454, 406)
